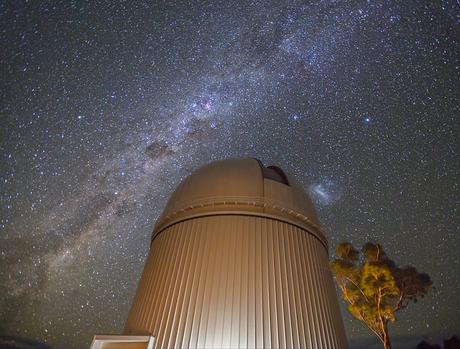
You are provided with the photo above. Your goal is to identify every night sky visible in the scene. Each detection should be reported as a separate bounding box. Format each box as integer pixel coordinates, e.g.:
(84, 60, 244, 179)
(1, 1, 459, 348)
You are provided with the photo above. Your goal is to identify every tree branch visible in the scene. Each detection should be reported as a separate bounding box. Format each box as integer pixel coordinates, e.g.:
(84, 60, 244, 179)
(358, 309, 384, 343)
(344, 275, 369, 303)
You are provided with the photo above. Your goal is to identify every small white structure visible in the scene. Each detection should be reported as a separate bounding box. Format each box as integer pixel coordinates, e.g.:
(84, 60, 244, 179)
(90, 335, 155, 349)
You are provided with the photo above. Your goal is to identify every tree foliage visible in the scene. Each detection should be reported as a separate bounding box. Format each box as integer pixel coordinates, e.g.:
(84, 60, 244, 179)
(331, 242, 432, 349)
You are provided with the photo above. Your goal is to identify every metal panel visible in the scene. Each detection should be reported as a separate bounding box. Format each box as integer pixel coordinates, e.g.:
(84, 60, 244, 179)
(125, 215, 347, 348)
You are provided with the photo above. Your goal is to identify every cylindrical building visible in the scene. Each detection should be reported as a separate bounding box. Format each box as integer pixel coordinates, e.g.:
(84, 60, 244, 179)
(124, 158, 348, 348)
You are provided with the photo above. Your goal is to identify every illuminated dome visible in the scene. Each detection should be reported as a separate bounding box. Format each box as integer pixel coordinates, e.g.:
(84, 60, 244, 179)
(154, 158, 325, 246)
(122, 157, 348, 348)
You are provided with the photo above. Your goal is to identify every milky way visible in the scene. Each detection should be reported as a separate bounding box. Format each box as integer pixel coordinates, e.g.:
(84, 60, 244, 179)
(1, 1, 459, 348)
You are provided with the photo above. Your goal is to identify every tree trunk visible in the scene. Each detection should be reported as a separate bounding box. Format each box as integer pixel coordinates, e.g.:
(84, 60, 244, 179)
(382, 324, 392, 349)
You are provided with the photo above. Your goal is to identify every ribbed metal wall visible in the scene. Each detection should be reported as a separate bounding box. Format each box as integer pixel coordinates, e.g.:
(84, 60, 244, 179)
(125, 214, 348, 348)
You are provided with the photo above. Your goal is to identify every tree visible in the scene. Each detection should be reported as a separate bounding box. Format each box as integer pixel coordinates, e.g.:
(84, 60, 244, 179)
(330, 242, 432, 349)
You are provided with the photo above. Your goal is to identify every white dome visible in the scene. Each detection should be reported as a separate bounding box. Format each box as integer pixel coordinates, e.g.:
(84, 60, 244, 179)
(154, 158, 325, 245)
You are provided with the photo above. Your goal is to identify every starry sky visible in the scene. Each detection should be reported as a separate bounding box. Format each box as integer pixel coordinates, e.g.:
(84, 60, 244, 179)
(1, 1, 459, 348)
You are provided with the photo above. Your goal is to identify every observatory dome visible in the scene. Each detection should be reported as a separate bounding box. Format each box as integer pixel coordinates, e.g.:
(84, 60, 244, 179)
(154, 158, 325, 245)
(122, 158, 348, 348)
